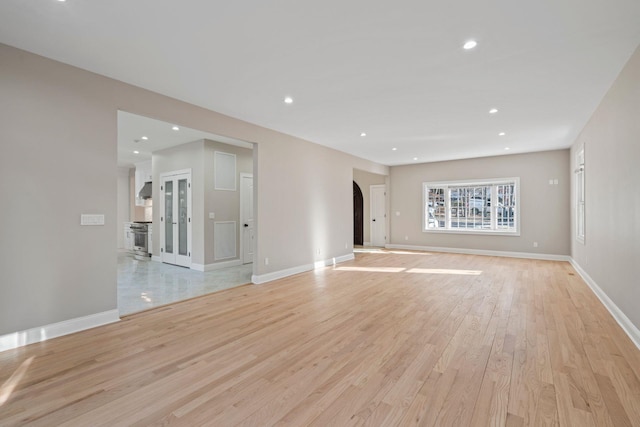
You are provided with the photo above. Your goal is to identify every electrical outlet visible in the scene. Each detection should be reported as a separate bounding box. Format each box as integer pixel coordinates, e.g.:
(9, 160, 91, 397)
(264, 257, 269, 265)
(405, 236, 409, 240)
(533, 242, 538, 248)
(345, 242, 348, 249)
(316, 249, 321, 255)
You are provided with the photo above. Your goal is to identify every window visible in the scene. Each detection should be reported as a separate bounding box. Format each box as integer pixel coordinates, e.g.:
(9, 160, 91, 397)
(423, 178, 519, 235)
(575, 147, 585, 244)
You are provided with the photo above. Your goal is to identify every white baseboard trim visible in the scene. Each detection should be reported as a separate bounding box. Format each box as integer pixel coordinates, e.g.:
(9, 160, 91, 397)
(0, 309, 120, 353)
(252, 253, 355, 285)
(363, 242, 372, 246)
(151, 255, 161, 262)
(569, 259, 640, 350)
(191, 259, 243, 272)
(385, 244, 571, 262)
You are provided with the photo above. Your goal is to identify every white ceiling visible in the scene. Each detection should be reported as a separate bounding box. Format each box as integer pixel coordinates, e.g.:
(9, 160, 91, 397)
(117, 111, 252, 168)
(1, 1, 639, 166)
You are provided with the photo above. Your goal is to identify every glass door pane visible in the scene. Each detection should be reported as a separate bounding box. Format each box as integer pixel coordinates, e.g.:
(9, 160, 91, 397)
(178, 178, 188, 256)
(165, 180, 173, 254)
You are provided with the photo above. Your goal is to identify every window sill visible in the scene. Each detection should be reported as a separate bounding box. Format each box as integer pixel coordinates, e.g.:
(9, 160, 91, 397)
(423, 229, 520, 237)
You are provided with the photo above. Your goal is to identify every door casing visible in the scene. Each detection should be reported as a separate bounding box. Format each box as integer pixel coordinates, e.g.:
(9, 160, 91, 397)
(240, 173, 254, 264)
(370, 184, 386, 247)
(160, 169, 192, 268)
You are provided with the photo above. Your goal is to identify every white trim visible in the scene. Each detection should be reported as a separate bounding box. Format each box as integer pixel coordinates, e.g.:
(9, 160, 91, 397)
(569, 259, 640, 350)
(240, 173, 254, 264)
(0, 310, 120, 353)
(151, 255, 162, 262)
(363, 241, 372, 246)
(252, 253, 355, 284)
(423, 177, 520, 236)
(214, 151, 237, 191)
(575, 144, 586, 245)
(159, 170, 192, 268)
(191, 259, 243, 272)
(385, 244, 570, 261)
(214, 221, 237, 261)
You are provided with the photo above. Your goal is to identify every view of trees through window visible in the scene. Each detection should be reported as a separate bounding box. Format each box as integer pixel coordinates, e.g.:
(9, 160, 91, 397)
(424, 180, 517, 233)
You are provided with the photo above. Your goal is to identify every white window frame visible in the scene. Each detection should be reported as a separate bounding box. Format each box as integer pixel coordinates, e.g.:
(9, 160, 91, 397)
(575, 146, 585, 244)
(422, 177, 520, 236)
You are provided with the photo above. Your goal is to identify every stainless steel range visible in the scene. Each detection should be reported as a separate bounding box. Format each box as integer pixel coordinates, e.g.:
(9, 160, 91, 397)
(131, 221, 151, 260)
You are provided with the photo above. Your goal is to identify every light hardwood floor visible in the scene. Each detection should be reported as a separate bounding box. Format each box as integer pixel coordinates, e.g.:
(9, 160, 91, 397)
(1, 251, 639, 426)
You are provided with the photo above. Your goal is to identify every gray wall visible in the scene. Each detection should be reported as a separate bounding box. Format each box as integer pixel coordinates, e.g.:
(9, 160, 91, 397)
(116, 167, 130, 249)
(389, 150, 571, 255)
(571, 45, 640, 330)
(0, 45, 117, 334)
(153, 140, 206, 264)
(353, 169, 387, 244)
(152, 139, 253, 266)
(202, 139, 253, 265)
(0, 43, 387, 335)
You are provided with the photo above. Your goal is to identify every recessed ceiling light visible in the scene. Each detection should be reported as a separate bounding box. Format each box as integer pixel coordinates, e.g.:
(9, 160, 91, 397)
(489, 108, 498, 114)
(392, 147, 397, 151)
(504, 147, 510, 150)
(284, 97, 293, 104)
(463, 40, 477, 50)
(141, 136, 148, 140)
(413, 157, 418, 161)
(360, 132, 367, 137)
(172, 126, 180, 131)
(499, 132, 506, 136)
(133, 150, 139, 154)
(56, 0, 66, 2)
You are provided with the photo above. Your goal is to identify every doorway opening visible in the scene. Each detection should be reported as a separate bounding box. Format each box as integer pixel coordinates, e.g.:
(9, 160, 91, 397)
(353, 169, 388, 248)
(117, 111, 256, 315)
(353, 181, 364, 246)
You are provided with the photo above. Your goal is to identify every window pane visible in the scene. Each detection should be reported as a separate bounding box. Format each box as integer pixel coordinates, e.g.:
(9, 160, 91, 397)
(496, 184, 516, 230)
(449, 185, 491, 230)
(178, 179, 188, 256)
(426, 187, 445, 228)
(164, 180, 173, 254)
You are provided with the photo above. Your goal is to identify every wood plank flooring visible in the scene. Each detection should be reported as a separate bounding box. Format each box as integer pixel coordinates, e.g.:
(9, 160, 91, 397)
(1, 250, 639, 426)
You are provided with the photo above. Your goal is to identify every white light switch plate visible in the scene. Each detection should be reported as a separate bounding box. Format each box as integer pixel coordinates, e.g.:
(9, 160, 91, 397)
(209, 212, 215, 219)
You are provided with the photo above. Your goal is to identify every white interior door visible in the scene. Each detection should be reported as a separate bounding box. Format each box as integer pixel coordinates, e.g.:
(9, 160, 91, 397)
(370, 185, 386, 247)
(161, 171, 192, 268)
(241, 173, 254, 264)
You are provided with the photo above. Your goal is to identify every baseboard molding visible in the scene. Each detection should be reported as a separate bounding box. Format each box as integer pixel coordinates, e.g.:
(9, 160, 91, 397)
(569, 259, 640, 350)
(385, 244, 571, 262)
(252, 253, 355, 285)
(151, 255, 161, 262)
(363, 242, 372, 246)
(191, 259, 243, 272)
(0, 309, 120, 353)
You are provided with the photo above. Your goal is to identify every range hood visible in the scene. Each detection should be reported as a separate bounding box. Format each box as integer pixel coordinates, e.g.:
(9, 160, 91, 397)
(138, 182, 152, 200)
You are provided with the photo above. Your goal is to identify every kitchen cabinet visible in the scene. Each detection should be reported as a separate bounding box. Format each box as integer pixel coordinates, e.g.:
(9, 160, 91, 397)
(134, 160, 152, 206)
(124, 222, 134, 252)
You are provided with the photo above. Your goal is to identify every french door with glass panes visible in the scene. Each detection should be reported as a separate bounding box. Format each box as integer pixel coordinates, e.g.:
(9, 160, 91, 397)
(160, 170, 191, 267)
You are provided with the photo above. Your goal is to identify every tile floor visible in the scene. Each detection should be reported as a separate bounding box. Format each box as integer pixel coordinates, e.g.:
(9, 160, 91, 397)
(118, 252, 253, 315)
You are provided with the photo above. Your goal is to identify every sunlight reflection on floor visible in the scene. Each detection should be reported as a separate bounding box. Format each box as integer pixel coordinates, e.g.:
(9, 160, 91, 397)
(0, 356, 34, 406)
(406, 268, 482, 275)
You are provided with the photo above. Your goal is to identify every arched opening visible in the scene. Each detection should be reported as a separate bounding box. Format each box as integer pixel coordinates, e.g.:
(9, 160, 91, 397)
(353, 181, 364, 246)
